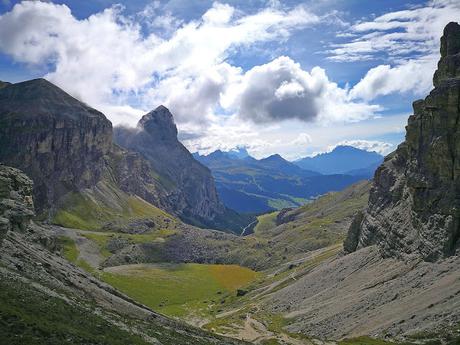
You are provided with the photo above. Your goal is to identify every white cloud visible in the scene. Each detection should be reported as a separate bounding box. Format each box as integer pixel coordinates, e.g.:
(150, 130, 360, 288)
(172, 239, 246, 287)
(0, 1, 429, 159)
(350, 55, 437, 100)
(330, 140, 393, 155)
(224, 56, 380, 124)
(329, 0, 460, 62)
(0, 1, 319, 125)
(329, 0, 460, 101)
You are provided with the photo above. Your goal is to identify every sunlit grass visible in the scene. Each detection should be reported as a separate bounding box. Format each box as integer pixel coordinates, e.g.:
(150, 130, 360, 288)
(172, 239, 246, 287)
(101, 263, 261, 317)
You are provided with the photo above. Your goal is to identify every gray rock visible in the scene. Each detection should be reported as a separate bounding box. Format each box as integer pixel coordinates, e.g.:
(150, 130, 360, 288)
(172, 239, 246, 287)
(114, 106, 226, 227)
(0, 164, 35, 244)
(345, 22, 460, 261)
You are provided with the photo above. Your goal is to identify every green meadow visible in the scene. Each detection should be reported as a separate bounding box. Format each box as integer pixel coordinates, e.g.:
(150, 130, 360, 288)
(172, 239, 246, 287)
(102, 263, 261, 317)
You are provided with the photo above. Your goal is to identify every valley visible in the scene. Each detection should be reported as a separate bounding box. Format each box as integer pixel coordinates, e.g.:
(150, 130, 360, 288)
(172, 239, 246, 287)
(0, 8, 459, 345)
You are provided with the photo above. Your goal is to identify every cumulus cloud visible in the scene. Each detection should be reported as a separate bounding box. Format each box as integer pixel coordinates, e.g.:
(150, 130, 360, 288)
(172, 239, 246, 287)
(350, 56, 437, 100)
(0, 1, 319, 125)
(330, 0, 460, 101)
(225, 56, 380, 124)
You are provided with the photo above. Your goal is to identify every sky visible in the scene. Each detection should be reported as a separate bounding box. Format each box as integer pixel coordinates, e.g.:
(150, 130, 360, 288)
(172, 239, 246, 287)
(0, 0, 459, 160)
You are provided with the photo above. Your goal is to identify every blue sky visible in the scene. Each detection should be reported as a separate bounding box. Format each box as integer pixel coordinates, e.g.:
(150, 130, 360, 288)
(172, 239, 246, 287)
(0, 0, 458, 159)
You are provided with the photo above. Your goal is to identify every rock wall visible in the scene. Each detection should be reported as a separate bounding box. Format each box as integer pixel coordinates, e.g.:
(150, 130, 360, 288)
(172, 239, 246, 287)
(0, 79, 112, 215)
(345, 22, 460, 261)
(0, 165, 34, 244)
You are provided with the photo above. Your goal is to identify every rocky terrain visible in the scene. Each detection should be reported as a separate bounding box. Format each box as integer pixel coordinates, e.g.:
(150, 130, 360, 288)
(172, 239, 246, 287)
(0, 79, 112, 215)
(0, 18, 459, 345)
(345, 22, 460, 261)
(229, 22, 460, 343)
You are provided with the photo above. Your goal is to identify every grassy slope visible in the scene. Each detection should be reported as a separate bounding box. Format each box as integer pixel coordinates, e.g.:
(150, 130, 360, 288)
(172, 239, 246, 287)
(102, 263, 260, 317)
(53, 181, 176, 231)
(0, 276, 151, 345)
(252, 181, 371, 263)
(253, 211, 279, 237)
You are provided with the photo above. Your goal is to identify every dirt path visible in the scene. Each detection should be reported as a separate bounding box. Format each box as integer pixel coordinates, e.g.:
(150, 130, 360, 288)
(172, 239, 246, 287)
(52, 226, 104, 269)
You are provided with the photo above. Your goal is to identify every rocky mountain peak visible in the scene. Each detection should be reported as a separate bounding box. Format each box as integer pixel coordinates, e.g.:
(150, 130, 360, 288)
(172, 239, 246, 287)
(345, 22, 460, 261)
(114, 107, 227, 229)
(138, 105, 178, 141)
(433, 22, 460, 87)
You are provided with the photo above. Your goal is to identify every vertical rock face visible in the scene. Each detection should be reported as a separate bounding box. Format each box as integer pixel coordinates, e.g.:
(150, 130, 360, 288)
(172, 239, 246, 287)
(345, 22, 460, 261)
(0, 164, 34, 244)
(114, 106, 226, 226)
(0, 79, 112, 215)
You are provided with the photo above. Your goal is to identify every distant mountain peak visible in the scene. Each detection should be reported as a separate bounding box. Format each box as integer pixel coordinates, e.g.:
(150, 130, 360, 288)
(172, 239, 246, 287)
(294, 145, 383, 175)
(138, 105, 177, 140)
(261, 153, 285, 162)
(228, 147, 250, 159)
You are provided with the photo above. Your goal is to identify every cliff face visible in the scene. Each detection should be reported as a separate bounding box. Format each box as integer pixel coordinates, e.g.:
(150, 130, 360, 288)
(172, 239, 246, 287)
(345, 22, 460, 261)
(0, 79, 112, 215)
(0, 165, 34, 244)
(0, 79, 232, 230)
(114, 106, 226, 227)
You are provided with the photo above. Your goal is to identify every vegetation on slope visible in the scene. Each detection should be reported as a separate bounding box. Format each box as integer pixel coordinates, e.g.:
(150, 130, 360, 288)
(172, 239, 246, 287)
(0, 276, 151, 345)
(53, 182, 176, 231)
(102, 263, 261, 317)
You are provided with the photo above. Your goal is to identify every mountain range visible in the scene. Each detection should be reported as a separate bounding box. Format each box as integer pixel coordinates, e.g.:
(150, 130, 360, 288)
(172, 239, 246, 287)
(194, 146, 381, 213)
(294, 145, 384, 175)
(0, 20, 459, 345)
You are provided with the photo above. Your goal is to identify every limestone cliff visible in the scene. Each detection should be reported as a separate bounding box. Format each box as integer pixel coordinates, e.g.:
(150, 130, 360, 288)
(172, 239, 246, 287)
(0, 79, 112, 215)
(345, 22, 460, 261)
(114, 106, 227, 227)
(0, 79, 239, 231)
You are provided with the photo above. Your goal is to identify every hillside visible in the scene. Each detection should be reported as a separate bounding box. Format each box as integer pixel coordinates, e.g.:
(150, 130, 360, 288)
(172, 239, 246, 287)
(294, 146, 384, 176)
(195, 150, 366, 213)
(0, 79, 249, 233)
(0, 164, 248, 345)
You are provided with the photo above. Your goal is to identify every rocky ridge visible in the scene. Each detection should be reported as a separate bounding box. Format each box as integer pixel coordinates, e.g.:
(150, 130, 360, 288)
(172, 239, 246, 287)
(0, 79, 112, 215)
(345, 22, 460, 261)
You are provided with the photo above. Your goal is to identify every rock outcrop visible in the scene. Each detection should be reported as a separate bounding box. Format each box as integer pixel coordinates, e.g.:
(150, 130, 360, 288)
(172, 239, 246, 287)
(114, 106, 226, 227)
(0, 164, 34, 244)
(345, 22, 460, 261)
(0, 79, 112, 215)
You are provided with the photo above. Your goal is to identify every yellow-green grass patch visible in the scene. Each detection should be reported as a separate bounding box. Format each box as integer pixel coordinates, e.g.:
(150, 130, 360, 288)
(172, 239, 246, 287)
(101, 263, 261, 317)
(254, 211, 279, 237)
(53, 186, 176, 231)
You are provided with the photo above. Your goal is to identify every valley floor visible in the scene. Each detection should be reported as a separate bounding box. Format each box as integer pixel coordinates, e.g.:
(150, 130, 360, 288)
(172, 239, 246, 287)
(57, 224, 460, 345)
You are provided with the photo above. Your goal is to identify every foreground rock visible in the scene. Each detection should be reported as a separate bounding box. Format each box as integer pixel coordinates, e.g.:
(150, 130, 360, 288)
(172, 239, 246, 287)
(345, 22, 460, 261)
